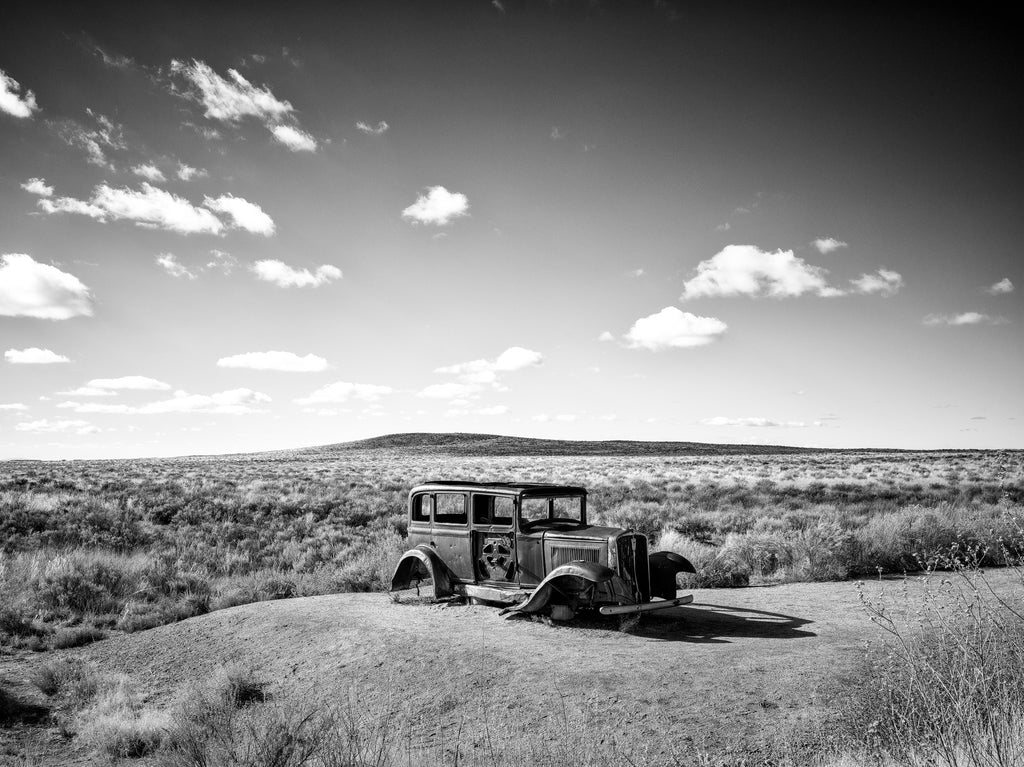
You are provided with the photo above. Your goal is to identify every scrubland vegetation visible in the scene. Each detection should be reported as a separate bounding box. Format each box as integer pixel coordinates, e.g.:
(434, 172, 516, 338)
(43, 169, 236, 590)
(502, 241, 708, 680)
(2, 436, 1023, 765)
(2, 438, 1021, 650)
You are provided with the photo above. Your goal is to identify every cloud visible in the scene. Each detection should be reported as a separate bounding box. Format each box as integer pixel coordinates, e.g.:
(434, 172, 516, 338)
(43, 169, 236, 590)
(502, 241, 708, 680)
(550, 126, 566, 140)
(270, 124, 317, 152)
(16, 419, 98, 434)
(55, 110, 125, 167)
(987, 278, 1014, 295)
(598, 331, 615, 342)
(156, 253, 196, 279)
(476, 405, 509, 416)
(850, 268, 903, 296)
(217, 351, 329, 372)
(624, 307, 727, 350)
(5, 348, 70, 364)
(294, 382, 393, 405)
(132, 164, 166, 182)
(203, 194, 275, 235)
(85, 376, 171, 391)
(923, 312, 1007, 327)
(56, 387, 115, 397)
(701, 416, 820, 428)
(355, 120, 389, 135)
(0, 253, 93, 320)
(170, 59, 293, 124)
(402, 186, 469, 225)
(205, 249, 237, 274)
(176, 163, 207, 181)
(492, 0, 506, 13)
(812, 237, 848, 254)
(435, 346, 543, 385)
(36, 183, 274, 236)
(681, 245, 835, 300)
(21, 178, 53, 197)
(0, 403, 29, 411)
(715, 222, 731, 232)
(418, 382, 481, 400)
(0, 69, 39, 118)
(62, 388, 271, 415)
(251, 260, 341, 288)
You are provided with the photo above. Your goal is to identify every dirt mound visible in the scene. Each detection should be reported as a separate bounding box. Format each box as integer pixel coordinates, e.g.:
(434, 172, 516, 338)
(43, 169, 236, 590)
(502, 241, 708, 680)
(6, 573, 1019, 764)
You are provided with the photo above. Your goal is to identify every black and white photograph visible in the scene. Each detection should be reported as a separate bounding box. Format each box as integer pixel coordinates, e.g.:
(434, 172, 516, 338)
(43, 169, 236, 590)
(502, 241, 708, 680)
(1, 1, 1021, 764)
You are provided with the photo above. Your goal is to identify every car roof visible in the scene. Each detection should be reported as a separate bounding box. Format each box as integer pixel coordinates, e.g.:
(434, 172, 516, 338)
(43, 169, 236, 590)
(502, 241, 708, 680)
(411, 481, 587, 497)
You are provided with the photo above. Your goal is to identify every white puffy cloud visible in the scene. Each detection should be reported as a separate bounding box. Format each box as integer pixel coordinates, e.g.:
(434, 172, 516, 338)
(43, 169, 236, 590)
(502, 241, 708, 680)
(156, 253, 197, 279)
(176, 163, 207, 181)
(0, 254, 93, 320)
(0, 70, 39, 118)
(37, 183, 275, 237)
(206, 249, 237, 274)
(701, 416, 820, 428)
(987, 278, 1014, 295)
(270, 124, 317, 152)
(624, 307, 727, 350)
(923, 312, 1007, 327)
(63, 389, 270, 415)
(217, 351, 329, 372)
(85, 376, 171, 391)
(681, 245, 835, 300)
(39, 183, 221, 234)
(5, 348, 70, 364)
(21, 178, 53, 197)
(356, 120, 388, 135)
(402, 186, 469, 225)
(850, 268, 903, 296)
(16, 419, 98, 434)
(0, 403, 29, 411)
(251, 260, 341, 288)
(203, 194, 275, 235)
(294, 382, 393, 405)
(435, 346, 543, 385)
(170, 59, 293, 124)
(597, 331, 615, 342)
(812, 237, 848, 254)
(132, 164, 166, 182)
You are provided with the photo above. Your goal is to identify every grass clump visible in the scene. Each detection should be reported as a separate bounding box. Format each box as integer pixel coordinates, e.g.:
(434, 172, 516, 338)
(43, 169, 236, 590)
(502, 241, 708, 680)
(823, 518, 1024, 767)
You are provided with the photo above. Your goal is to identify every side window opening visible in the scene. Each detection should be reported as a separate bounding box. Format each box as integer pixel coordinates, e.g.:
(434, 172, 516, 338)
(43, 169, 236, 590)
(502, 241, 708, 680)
(411, 493, 431, 523)
(473, 495, 514, 526)
(434, 493, 467, 525)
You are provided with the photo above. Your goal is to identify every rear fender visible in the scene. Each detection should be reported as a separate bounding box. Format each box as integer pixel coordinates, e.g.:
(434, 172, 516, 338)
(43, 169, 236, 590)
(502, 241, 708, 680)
(648, 551, 696, 601)
(502, 561, 620, 616)
(390, 546, 454, 599)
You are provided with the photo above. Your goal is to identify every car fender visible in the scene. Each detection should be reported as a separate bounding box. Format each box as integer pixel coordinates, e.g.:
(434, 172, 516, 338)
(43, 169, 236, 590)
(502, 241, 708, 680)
(648, 550, 697, 601)
(502, 561, 617, 616)
(390, 545, 454, 599)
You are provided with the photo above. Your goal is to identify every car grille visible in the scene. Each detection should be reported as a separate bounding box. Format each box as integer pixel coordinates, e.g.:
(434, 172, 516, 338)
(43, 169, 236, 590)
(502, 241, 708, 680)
(549, 545, 602, 569)
(616, 533, 650, 601)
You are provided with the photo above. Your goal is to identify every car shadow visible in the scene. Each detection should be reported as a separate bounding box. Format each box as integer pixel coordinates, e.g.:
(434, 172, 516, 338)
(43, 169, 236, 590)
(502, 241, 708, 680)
(567, 601, 817, 643)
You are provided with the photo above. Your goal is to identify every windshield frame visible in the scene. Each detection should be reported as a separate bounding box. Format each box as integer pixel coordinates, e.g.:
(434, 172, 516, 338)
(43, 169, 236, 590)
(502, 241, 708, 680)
(517, 494, 587, 530)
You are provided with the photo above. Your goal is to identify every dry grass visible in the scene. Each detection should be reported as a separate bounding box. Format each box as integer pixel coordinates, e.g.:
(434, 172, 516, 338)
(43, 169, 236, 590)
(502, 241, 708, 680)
(1, 445, 1020, 649)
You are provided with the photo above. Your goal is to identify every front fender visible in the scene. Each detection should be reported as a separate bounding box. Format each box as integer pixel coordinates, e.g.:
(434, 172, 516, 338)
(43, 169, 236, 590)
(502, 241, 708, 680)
(502, 562, 620, 616)
(648, 551, 697, 600)
(390, 545, 454, 599)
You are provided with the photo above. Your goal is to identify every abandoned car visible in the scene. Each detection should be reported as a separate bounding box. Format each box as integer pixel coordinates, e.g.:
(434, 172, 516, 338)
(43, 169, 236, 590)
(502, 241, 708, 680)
(390, 481, 697, 618)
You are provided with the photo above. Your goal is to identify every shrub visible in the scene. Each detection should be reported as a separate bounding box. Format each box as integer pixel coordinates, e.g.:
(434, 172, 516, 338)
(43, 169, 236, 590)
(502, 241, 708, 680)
(50, 625, 107, 650)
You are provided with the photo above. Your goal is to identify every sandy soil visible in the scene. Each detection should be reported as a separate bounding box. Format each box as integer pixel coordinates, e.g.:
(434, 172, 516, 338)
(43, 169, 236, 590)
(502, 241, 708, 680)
(3, 571, 1021, 765)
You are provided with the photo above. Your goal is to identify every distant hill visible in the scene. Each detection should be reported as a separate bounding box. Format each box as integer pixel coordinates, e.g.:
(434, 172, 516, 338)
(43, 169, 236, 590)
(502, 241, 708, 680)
(308, 432, 830, 457)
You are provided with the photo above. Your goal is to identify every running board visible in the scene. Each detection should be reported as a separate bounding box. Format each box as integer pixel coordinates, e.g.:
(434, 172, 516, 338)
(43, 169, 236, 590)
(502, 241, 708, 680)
(598, 594, 694, 616)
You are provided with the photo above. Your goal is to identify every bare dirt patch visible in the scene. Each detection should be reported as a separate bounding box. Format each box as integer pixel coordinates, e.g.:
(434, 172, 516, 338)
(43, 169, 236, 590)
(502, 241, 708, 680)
(2, 571, 1021, 765)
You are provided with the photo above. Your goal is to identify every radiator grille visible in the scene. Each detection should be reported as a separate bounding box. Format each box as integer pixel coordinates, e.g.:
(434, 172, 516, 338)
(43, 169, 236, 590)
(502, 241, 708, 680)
(549, 545, 601, 569)
(616, 534, 651, 601)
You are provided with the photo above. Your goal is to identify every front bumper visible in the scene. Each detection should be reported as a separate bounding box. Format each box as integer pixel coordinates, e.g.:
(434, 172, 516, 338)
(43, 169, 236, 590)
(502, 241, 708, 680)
(597, 593, 694, 616)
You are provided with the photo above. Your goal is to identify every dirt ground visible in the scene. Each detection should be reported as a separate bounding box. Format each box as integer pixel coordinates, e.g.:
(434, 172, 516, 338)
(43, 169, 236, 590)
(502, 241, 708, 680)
(3, 571, 1021, 765)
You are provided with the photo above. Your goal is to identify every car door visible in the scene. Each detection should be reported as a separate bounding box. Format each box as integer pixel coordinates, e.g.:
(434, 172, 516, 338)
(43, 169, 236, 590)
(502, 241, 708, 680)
(470, 493, 518, 585)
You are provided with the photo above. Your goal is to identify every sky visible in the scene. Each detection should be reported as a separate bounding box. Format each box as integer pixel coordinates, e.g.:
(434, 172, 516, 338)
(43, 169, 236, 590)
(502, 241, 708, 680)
(0, 1, 1021, 459)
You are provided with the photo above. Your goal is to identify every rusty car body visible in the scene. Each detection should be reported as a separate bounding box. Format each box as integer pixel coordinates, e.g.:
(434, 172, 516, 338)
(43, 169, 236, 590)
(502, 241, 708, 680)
(390, 481, 696, 618)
